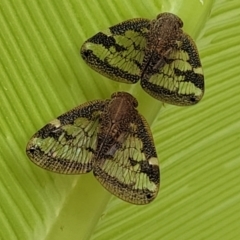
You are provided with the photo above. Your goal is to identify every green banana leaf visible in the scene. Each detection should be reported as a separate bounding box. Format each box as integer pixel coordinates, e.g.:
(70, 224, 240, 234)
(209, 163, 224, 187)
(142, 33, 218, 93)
(0, 0, 240, 239)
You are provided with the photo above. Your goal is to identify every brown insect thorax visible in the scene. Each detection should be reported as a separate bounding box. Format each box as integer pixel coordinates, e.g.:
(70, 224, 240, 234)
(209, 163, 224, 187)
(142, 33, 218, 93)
(96, 92, 138, 158)
(147, 12, 183, 55)
(141, 12, 184, 75)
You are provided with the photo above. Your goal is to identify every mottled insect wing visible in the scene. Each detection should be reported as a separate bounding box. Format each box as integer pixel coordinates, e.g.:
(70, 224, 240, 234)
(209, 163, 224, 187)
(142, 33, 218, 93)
(26, 100, 107, 174)
(140, 13, 204, 106)
(93, 92, 159, 204)
(80, 12, 204, 106)
(94, 116, 159, 204)
(80, 19, 151, 84)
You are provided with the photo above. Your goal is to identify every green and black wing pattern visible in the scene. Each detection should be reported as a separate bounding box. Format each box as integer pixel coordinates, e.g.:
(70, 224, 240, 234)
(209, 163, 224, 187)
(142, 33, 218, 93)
(26, 100, 107, 174)
(81, 19, 151, 84)
(94, 112, 159, 205)
(81, 12, 204, 106)
(140, 32, 204, 106)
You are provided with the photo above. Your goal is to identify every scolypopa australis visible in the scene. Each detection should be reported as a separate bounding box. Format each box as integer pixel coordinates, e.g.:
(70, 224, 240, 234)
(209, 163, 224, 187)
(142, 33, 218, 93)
(26, 92, 160, 204)
(81, 12, 204, 106)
